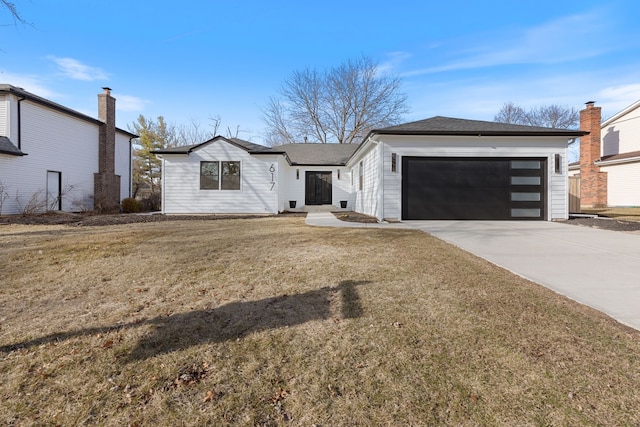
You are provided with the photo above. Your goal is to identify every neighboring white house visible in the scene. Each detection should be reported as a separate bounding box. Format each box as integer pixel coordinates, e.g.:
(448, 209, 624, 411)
(0, 85, 137, 214)
(154, 117, 584, 221)
(569, 100, 640, 207)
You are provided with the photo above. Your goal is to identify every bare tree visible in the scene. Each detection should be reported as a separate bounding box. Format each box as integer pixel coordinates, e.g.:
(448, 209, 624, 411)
(263, 55, 409, 144)
(1, 0, 29, 26)
(494, 102, 579, 129)
(494, 102, 527, 125)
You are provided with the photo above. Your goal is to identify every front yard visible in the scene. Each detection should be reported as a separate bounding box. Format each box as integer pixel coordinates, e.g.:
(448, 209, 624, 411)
(1, 217, 639, 426)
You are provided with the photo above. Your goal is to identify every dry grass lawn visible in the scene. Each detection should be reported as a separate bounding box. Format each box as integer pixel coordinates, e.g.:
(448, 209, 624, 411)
(581, 207, 640, 222)
(1, 217, 640, 426)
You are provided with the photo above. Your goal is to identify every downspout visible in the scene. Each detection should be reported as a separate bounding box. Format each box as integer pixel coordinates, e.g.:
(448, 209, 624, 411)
(17, 95, 26, 150)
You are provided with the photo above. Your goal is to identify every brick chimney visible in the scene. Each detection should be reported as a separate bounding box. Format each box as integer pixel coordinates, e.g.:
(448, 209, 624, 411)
(94, 87, 121, 213)
(579, 101, 607, 208)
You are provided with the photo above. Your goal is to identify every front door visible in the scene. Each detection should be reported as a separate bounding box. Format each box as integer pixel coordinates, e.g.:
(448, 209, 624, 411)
(305, 171, 332, 205)
(47, 171, 62, 211)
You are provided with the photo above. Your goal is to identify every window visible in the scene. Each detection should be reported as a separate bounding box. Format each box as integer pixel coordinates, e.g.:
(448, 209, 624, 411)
(200, 161, 240, 190)
(391, 153, 397, 172)
(200, 162, 219, 190)
(359, 161, 364, 191)
(221, 161, 241, 190)
(511, 176, 541, 185)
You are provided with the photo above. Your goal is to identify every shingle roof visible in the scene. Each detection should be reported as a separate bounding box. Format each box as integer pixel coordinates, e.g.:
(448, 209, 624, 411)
(152, 136, 274, 154)
(0, 136, 25, 156)
(277, 143, 360, 165)
(373, 116, 587, 137)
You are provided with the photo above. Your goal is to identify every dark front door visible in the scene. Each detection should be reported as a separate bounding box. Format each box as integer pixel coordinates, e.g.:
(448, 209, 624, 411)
(305, 171, 332, 205)
(402, 157, 546, 220)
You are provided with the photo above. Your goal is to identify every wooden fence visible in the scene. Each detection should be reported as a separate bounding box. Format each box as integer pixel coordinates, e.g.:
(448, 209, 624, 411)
(569, 176, 581, 213)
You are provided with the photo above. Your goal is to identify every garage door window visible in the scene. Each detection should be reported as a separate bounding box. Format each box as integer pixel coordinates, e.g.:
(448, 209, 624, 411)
(511, 192, 541, 202)
(511, 176, 541, 185)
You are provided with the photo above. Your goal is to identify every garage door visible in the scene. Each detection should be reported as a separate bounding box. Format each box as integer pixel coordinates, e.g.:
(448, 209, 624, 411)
(402, 157, 546, 220)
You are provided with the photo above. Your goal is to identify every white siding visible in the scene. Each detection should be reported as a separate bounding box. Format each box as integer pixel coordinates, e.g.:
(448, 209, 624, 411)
(0, 101, 101, 214)
(115, 133, 132, 200)
(374, 135, 569, 221)
(353, 144, 381, 218)
(602, 105, 640, 156)
(0, 95, 7, 136)
(600, 162, 640, 206)
(278, 164, 353, 211)
(161, 140, 280, 214)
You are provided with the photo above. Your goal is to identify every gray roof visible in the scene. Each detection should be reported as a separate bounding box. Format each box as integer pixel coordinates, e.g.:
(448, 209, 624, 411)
(0, 136, 25, 156)
(152, 136, 273, 154)
(373, 116, 587, 137)
(153, 137, 359, 166)
(0, 84, 138, 138)
(277, 143, 360, 165)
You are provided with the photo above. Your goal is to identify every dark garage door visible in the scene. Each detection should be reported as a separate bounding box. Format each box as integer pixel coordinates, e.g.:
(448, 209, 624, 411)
(402, 157, 546, 220)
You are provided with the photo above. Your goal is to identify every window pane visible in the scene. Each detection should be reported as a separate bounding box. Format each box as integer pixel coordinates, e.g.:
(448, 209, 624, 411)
(511, 176, 541, 185)
(511, 192, 541, 201)
(511, 160, 541, 169)
(200, 161, 219, 190)
(511, 208, 541, 217)
(221, 161, 240, 190)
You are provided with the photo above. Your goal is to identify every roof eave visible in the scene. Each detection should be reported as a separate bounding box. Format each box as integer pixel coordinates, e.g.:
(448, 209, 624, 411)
(372, 130, 588, 137)
(0, 149, 27, 156)
(595, 156, 640, 166)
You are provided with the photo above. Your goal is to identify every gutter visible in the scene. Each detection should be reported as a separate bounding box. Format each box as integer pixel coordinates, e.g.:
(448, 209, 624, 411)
(595, 156, 640, 167)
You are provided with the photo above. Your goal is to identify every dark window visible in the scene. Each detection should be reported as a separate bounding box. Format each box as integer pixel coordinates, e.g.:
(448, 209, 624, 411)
(201, 161, 240, 190)
(391, 153, 397, 172)
(200, 161, 219, 190)
(554, 154, 561, 173)
(221, 161, 241, 190)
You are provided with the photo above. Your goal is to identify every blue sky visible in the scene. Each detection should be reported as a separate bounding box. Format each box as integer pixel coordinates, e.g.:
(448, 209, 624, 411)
(2, 0, 640, 145)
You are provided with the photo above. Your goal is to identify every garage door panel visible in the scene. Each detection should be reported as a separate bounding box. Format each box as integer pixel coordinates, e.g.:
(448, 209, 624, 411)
(402, 157, 546, 220)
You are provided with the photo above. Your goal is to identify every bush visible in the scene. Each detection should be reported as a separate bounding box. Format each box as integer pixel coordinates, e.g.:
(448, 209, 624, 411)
(121, 198, 141, 213)
(140, 193, 161, 212)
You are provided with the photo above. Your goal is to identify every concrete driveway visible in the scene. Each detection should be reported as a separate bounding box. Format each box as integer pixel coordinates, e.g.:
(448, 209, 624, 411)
(405, 220, 640, 331)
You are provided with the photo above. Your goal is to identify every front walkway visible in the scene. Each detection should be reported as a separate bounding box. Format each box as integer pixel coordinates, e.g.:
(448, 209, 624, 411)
(305, 211, 411, 229)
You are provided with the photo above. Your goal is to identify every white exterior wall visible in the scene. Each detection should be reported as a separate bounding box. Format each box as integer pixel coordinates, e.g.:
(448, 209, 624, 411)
(602, 105, 640, 156)
(0, 100, 100, 214)
(115, 133, 132, 200)
(278, 164, 353, 210)
(352, 144, 381, 218)
(361, 135, 570, 221)
(0, 95, 7, 136)
(160, 141, 280, 214)
(600, 162, 640, 206)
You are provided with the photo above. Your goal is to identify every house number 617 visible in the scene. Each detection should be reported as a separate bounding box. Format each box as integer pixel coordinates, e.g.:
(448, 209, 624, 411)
(269, 164, 276, 190)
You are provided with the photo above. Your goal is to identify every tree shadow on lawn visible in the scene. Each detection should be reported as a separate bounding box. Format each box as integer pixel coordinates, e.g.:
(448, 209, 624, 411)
(1, 280, 368, 361)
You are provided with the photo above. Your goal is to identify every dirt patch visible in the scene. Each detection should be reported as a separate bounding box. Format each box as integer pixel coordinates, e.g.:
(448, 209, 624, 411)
(567, 217, 640, 232)
(0, 211, 306, 227)
(331, 211, 379, 223)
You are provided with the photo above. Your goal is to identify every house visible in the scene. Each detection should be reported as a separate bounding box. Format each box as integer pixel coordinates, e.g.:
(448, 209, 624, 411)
(0, 85, 137, 214)
(154, 117, 585, 221)
(568, 100, 640, 207)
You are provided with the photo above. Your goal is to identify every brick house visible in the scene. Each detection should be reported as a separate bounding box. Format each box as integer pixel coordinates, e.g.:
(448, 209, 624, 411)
(569, 100, 640, 208)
